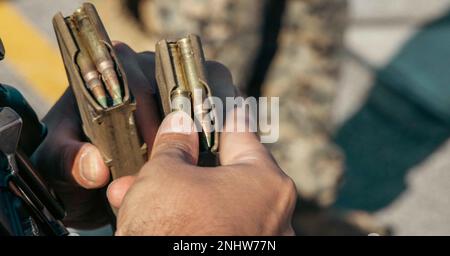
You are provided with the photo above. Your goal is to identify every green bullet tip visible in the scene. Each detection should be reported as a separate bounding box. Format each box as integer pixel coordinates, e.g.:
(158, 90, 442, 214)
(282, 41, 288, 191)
(112, 97, 123, 106)
(98, 96, 108, 108)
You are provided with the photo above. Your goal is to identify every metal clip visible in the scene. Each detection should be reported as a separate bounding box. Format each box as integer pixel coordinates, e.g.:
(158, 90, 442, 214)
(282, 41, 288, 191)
(156, 34, 220, 166)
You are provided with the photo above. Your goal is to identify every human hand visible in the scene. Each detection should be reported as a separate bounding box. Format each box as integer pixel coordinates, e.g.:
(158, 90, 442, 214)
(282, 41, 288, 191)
(31, 42, 242, 229)
(31, 43, 161, 229)
(110, 109, 297, 235)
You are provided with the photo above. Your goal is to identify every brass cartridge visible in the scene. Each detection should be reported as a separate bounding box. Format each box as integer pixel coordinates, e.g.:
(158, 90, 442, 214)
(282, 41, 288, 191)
(156, 34, 219, 166)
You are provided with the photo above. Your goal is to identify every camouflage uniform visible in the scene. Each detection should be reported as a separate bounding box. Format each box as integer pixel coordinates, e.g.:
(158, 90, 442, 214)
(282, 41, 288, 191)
(264, 0, 347, 207)
(92, 0, 388, 235)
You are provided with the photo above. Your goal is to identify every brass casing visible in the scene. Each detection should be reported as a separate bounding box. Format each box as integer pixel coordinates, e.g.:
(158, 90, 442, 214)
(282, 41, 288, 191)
(52, 3, 147, 179)
(155, 34, 219, 166)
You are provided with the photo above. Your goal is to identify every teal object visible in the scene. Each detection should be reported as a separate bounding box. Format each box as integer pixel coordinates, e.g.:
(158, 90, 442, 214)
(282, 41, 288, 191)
(334, 11, 450, 211)
(0, 84, 46, 156)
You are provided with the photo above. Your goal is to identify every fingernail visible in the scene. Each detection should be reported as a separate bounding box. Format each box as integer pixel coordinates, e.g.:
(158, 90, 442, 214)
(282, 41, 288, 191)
(158, 111, 194, 135)
(79, 146, 101, 183)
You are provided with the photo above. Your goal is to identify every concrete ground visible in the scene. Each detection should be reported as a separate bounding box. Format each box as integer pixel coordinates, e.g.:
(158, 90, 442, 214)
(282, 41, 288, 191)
(1, 0, 450, 235)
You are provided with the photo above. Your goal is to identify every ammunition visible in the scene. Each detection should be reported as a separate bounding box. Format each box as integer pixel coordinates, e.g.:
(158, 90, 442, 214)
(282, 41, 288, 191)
(68, 19, 107, 108)
(156, 35, 219, 166)
(168, 43, 191, 112)
(177, 38, 212, 150)
(73, 9, 122, 105)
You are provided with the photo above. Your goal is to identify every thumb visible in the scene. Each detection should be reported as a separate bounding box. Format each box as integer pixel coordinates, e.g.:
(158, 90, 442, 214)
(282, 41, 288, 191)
(107, 111, 198, 209)
(150, 111, 199, 165)
(71, 143, 110, 189)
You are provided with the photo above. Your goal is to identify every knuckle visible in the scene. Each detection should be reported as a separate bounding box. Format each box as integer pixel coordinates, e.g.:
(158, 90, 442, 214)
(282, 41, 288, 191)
(112, 41, 128, 51)
(157, 139, 193, 155)
(205, 60, 226, 70)
(153, 136, 197, 163)
(59, 144, 77, 181)
(281, 176, 298, 207)
(138, 51, 155, 58)
(113, 43, 136, 61)
(206, 61, 233, 80)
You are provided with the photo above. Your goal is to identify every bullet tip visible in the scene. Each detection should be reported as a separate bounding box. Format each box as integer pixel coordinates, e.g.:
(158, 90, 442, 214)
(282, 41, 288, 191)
(112, 97, 123, 106)
(98, 97, 108, 108)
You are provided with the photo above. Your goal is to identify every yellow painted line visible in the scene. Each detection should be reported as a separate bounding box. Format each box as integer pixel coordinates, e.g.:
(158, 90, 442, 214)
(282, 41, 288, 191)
(0, 2, 67, 103)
